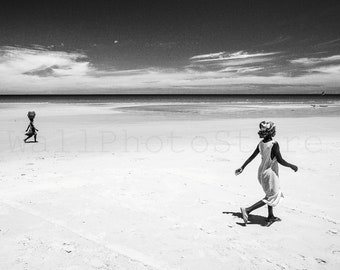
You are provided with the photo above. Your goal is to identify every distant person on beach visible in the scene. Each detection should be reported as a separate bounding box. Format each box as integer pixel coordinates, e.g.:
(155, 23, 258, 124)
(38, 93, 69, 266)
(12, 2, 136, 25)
(24, 111, 38, 143)
(235, 121, 298, 226)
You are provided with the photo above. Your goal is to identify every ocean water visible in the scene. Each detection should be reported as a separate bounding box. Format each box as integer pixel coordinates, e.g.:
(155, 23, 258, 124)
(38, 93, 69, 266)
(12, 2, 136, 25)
(2, 94, 340, 119)
(1, 94, 339, 104)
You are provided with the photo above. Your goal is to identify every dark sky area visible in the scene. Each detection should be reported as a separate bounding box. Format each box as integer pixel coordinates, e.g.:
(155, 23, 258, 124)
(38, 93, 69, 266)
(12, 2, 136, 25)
(1, 0, 340, 93)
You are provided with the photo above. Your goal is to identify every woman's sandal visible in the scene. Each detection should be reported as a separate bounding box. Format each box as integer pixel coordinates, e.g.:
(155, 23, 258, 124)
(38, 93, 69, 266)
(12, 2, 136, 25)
(240, 207, 248, 225)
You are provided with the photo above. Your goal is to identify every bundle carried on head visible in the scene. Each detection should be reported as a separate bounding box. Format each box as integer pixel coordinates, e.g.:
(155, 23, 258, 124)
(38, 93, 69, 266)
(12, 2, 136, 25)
(27, 111, 36, 121)
(258, 120, 276, 137)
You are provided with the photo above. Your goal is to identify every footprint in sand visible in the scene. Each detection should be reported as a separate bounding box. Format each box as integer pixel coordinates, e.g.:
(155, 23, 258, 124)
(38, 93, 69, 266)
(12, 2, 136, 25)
(315, 258, 327, 264)
(62, 242, 75, 254)
(327, 229, 338, 235)
(299, 254, 306, 260)
(199, 226, 216, 234)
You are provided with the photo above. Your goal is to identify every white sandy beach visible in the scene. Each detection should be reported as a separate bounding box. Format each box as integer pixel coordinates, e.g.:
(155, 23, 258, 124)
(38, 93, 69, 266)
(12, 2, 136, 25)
(0, 101, 340, 269)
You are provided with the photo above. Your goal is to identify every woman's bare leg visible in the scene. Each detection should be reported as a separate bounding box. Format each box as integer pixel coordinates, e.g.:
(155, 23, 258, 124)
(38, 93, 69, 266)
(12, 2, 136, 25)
(246, 200, 266, 214)
(240, 200, 266, 224)
(268, 205, 274, 218)
(24, 134, 33, 142)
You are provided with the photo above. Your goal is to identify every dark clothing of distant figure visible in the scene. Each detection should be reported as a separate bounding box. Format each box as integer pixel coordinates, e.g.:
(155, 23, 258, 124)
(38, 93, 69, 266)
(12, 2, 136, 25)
(24, 121, 38, 142)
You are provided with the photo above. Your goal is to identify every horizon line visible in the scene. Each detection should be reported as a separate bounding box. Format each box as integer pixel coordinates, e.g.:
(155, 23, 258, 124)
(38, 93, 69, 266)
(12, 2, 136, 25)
(1, 93, 338, 97)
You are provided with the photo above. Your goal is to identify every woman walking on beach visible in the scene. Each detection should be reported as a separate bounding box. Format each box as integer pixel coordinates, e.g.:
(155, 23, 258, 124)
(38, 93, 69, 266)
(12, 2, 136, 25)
(24, 111, 38, 143)
(235, 121, 298, 226)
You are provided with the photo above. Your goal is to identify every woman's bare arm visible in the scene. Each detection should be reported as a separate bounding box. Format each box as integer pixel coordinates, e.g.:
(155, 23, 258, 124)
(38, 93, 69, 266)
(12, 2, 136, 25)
(272, 142, 298, 172)
(235, 145, 259, 175)
(241, 145, 260, 170)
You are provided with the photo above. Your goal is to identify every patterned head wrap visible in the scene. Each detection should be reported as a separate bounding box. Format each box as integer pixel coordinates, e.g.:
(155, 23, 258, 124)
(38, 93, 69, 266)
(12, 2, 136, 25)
(258, 121, 276, 137)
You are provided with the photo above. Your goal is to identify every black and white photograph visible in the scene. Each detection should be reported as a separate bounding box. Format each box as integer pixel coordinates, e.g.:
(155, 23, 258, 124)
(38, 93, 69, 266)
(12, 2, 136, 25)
(0, 1, 339, 269)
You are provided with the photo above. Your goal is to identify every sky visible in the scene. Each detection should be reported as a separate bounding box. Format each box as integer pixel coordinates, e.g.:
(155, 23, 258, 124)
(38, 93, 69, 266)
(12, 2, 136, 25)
(1, 0, 340, 94)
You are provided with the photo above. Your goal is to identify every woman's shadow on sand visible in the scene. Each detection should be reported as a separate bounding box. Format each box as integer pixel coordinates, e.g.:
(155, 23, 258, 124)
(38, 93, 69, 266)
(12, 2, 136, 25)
(223, 211, 268, 227)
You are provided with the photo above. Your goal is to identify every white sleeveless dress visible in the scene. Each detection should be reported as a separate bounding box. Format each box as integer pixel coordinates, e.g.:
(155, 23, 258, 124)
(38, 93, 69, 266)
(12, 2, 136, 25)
(258, 140, 283, 206)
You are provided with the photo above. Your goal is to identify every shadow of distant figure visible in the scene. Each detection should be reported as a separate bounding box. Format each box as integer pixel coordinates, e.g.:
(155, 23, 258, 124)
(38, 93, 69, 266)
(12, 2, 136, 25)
(222, 211, 268, 227)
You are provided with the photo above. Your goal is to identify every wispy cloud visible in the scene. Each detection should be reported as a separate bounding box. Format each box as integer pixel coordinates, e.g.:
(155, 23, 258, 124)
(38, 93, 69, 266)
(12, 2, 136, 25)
(190, 52, 225, 60)
(0, 46, 339, 94)
(310, 65, 340, 74)
(188, 51, 277, 75)
(314, 38, 340, 48)
(190, 51, 278, 63)
(219, 66, 264, 73)
(290, 55, 340, 65)
(0, 46, 90, 77)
